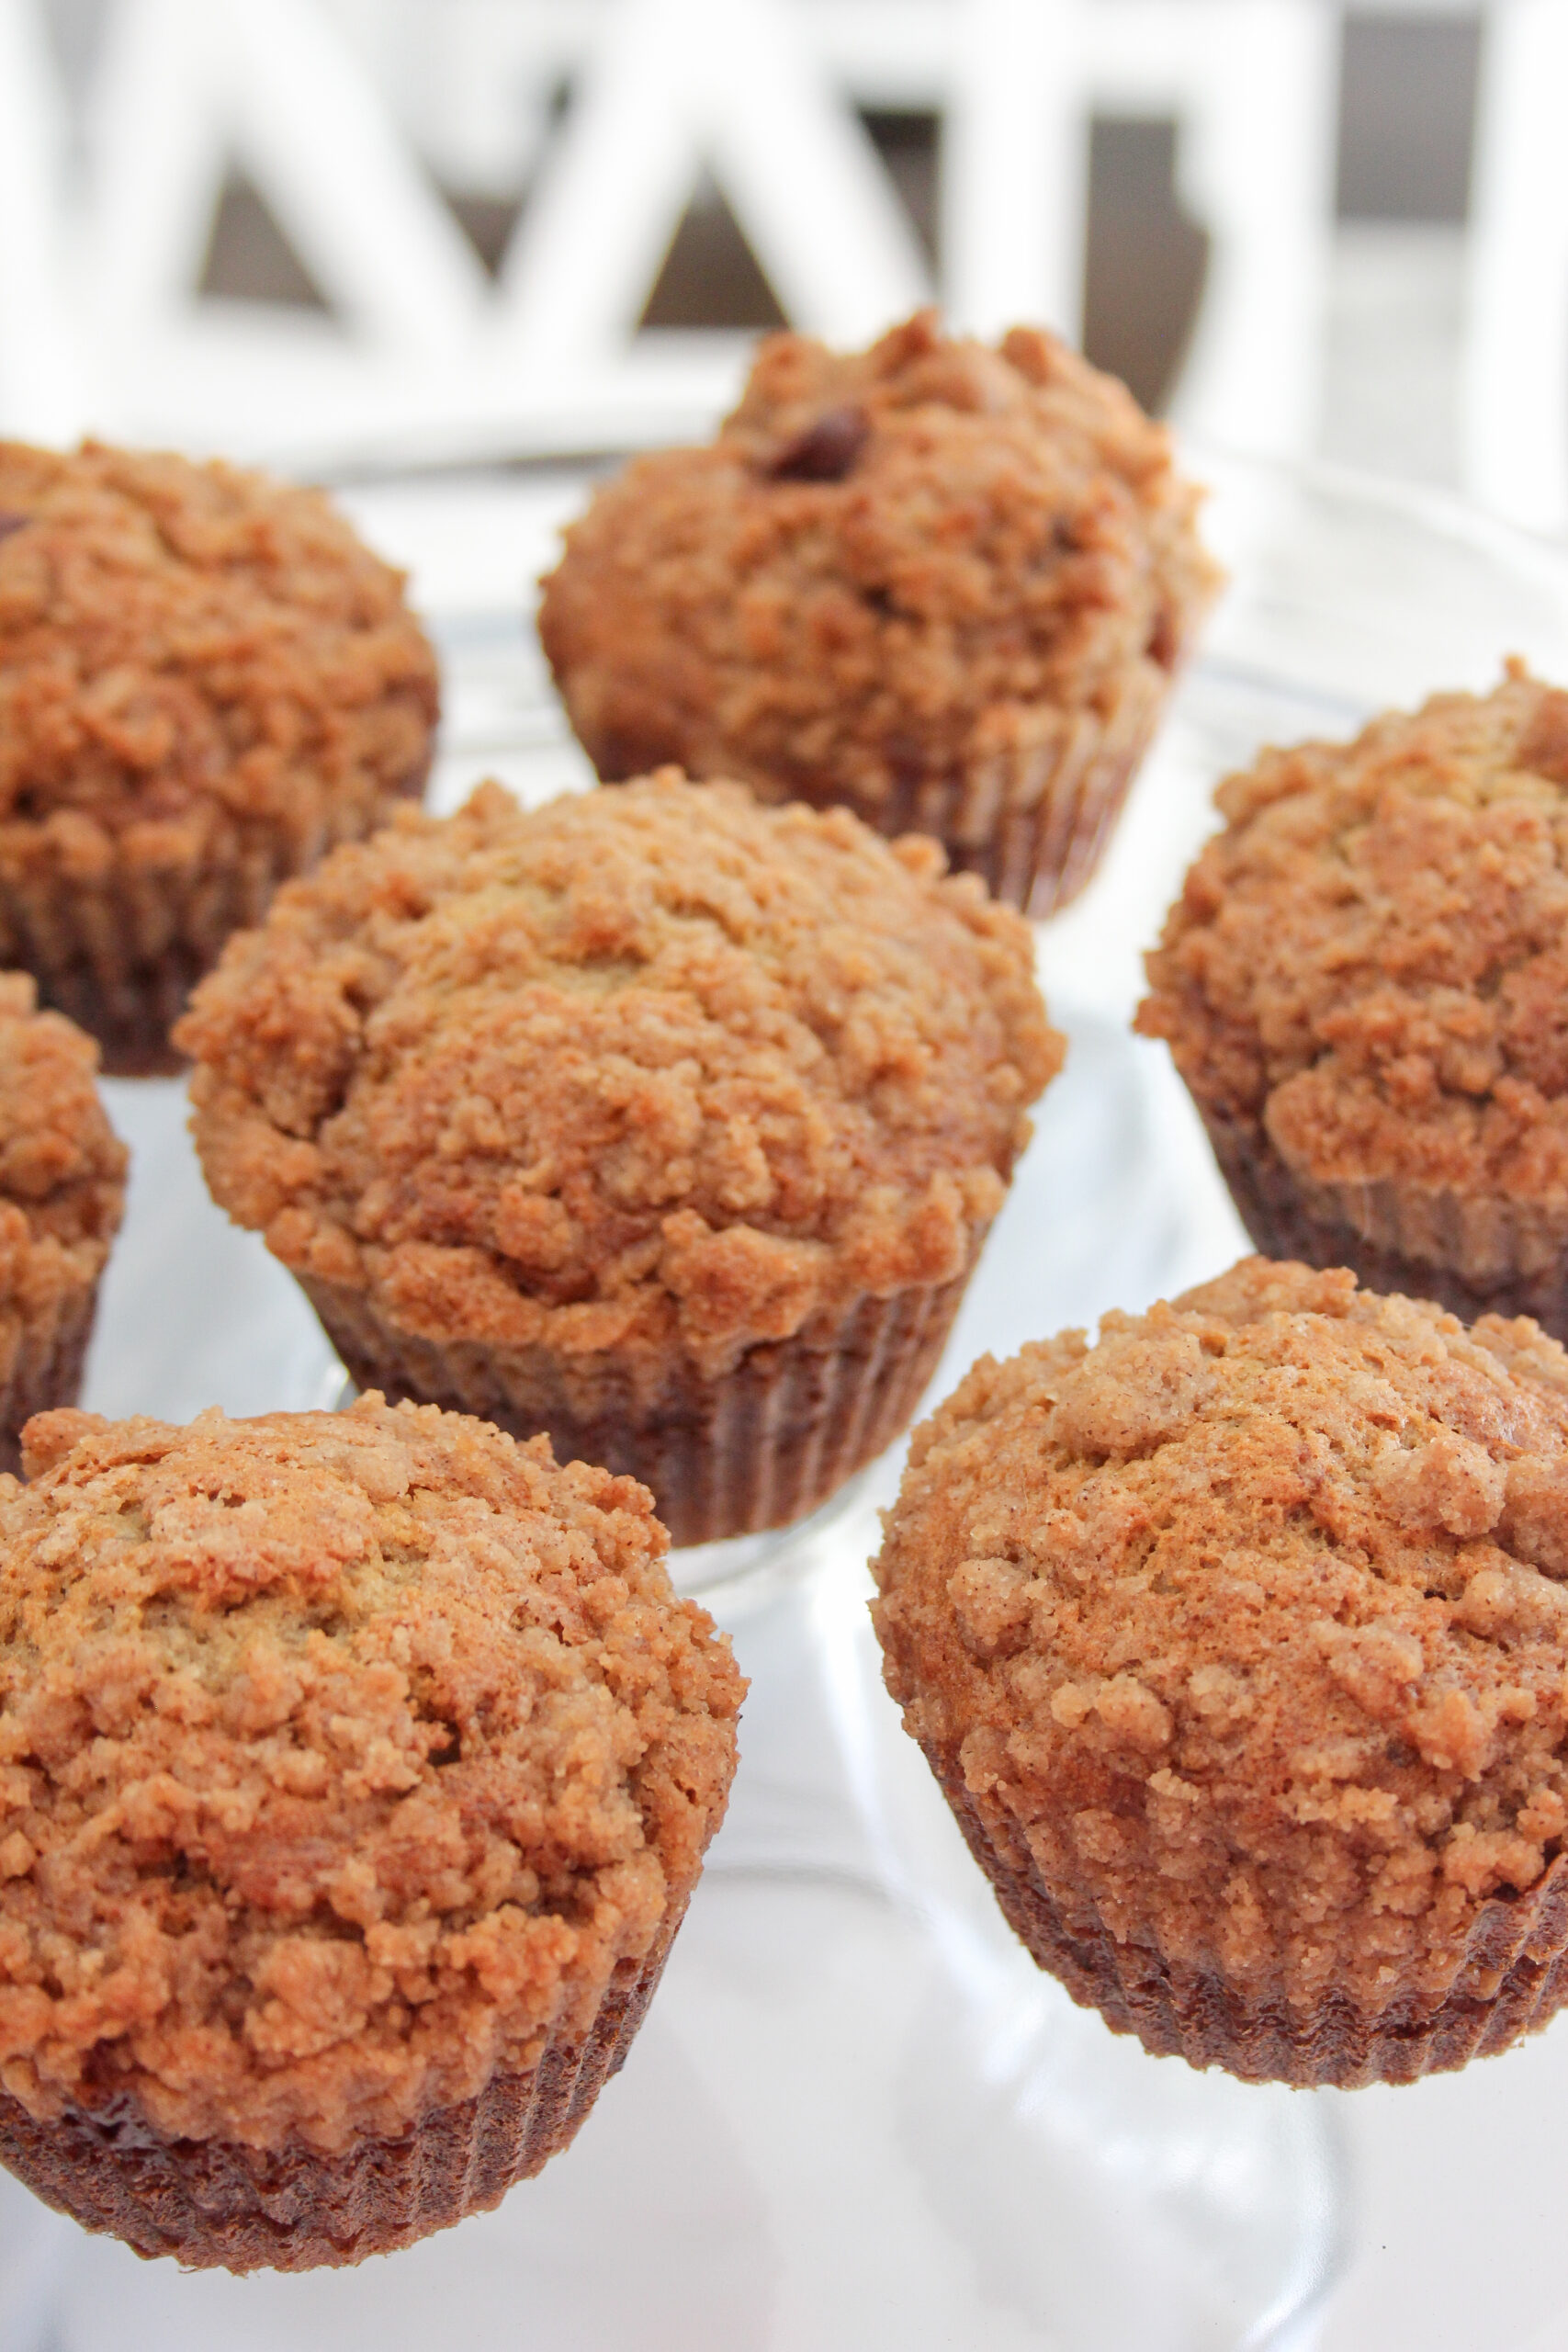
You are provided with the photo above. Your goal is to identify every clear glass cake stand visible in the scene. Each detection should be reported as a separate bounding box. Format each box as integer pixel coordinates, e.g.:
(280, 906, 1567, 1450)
(8, 449, 1568, 2351)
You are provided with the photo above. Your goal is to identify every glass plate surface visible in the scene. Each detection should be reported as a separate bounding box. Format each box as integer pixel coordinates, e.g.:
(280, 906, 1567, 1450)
(5, 452, 1568, 2350)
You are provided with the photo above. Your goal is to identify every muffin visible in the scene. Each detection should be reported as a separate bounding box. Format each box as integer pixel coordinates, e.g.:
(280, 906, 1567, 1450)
(873, 1257, 1568, 2086)
(0, 440, 438, 1073)
(538, 310, 1219, 917)
(173, 772, 1059, 1547)
(0, 1395, 742, 2269)
(0, 973, 124, 1468)
(1138, 664, 1568, 1337)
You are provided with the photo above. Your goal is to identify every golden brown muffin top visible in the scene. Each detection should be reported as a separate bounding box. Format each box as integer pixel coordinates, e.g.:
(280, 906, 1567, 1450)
(874, 1259, 1568, 2007)
(0, 1396, 742, 2151)
(0, 973, 124, 1304)
(537, 310, 1219, 806)
(0, 439, 437, 837)
(1139, 664, 1568, 1203)
(175, 774, 1060, 1374)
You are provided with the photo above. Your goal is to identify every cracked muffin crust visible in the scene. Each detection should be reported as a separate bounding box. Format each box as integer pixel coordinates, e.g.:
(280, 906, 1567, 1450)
(1139, 664, 1568, 1335)
(0, 1395, 742, 2267)
(0, 973, 124, 1469)
(538, 310, 1219, 917)
(0, 440, 438, 1072)
(175, 772, 1060, 1544)
(873, 1258, 1568, 2085)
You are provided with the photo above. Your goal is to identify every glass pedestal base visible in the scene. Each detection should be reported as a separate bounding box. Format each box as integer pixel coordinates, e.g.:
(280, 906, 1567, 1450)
(1, 1506, 1344, 2352)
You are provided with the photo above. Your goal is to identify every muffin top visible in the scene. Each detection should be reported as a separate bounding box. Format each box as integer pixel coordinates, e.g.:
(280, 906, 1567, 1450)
(175, 774, 1059, 1374)
(0, 1396, 741, 2151)
(537, 310, 1218, 808)
(1139, 665, 1568, 1204)
(0, 440, 437, 842)
(874, 1259, 1568, 2007)
(0, 973, 124, 1308)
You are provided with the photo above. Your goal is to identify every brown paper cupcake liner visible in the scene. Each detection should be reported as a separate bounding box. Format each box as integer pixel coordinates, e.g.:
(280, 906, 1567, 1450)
(0, 1902, 686, 2271)
(301, 1263, 977, 1549)
(1201, 1105, 1568, 1337)
(924, 1737, 1568, 2086)
(0, 850, 290, 1079)
(0, 772, 429, 1079)
(765, 659, 1170, 921)
(0, 1283, 99, 1477)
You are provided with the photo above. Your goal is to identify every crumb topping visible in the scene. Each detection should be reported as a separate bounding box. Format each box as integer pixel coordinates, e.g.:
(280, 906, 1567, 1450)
(175, 774, 1059, 1374)
(0, 440, 437, 842)
(873, 1259, 1568, 2004)
(538, 310, 1219, 806)
(1139, 665, 1568, 1202)
(0, 1396, 742, 2150)
(0, 973, 124, 1311)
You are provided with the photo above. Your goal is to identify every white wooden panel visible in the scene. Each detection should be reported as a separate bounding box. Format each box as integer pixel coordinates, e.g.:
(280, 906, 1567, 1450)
(0, 0, 1341, 468)
(1462, 0, 1568, 533)
(0, 0, 86, 437)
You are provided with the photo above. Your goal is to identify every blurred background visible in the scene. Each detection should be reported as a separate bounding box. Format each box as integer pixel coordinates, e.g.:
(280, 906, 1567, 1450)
(3, 0, 1564, 528)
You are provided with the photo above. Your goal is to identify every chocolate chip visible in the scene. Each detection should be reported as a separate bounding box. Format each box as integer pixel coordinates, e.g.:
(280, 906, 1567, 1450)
(767, 404, 871, 483)
(0, 513, 30, 547)
(1147, 610, 1179, 672)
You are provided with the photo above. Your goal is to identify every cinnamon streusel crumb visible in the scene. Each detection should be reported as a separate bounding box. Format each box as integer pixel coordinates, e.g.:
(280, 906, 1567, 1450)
(0, 1396, 741, 2153)
(0, 972, 123, 1293)
(539, 310, 1217, 816)
(1139, 663, 1568, 1203)
(874, 1259, 1568, 2020)
(0, 440, 436, 844)
(175, 773, 1059, 1378)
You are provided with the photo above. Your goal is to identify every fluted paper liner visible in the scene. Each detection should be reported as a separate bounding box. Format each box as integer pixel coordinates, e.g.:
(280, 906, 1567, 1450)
(0, 1283, 99, 1476)
(0, 1903, 687, 2271)
(0, 860, 277, 1077)
(925, 1739, 1568, 2087)
(1202, 1105, 1568, 1338)
(790, 660, 1170, 921)
(0, 770, 428, 1078)
(302, 1261, 981, 1549)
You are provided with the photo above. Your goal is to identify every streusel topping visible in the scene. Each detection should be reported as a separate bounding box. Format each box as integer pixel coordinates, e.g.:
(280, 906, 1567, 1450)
(0, 439, 436, 841)
(1139, 664, 1568, 1200)
(0, 972, 123, 1303)
(874, 1259, 1568, 2006)
(538, 311, 1218, 807)
(0, 1396, 741, 2150)
(175, 774, 1059, 1374)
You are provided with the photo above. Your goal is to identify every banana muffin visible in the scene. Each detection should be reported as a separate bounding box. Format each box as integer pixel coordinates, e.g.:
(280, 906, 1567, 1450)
(0, 1396, 742, 2268)
(873, 1257, 1568, 2086)
(174, 772, 1060, 1546)
(1139, 663, 1568, 1336)
(0, 972, 124, 1468)
(538, 310, 1219, 917)
(0, 440, 438, 1072)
